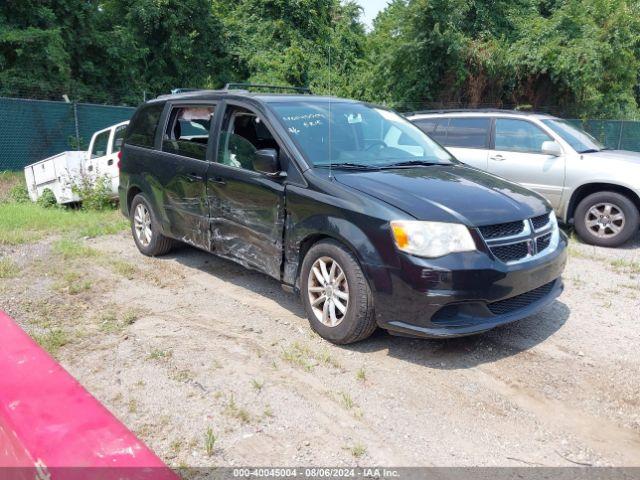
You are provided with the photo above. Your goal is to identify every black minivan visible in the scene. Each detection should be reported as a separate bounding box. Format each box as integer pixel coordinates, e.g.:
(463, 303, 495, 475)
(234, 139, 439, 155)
(119, 87, 567, 344)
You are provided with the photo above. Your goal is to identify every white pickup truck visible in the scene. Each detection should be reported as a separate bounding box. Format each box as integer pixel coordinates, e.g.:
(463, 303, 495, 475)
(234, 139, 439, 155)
(24, 121, 129, 204)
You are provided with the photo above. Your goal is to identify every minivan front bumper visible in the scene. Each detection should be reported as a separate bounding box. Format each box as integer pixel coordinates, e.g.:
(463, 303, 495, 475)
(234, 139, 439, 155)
(366, 232, 568, 338)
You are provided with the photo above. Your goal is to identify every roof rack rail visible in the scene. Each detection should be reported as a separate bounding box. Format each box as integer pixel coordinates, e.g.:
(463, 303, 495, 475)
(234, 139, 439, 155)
(224, 83, 312, 94)
(170, 88, 203, 94)
(405, 108, 540, 117)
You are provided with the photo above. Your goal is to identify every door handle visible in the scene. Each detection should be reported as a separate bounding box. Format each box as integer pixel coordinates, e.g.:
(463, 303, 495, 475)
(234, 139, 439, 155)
(185, 172, 203, 182)
(490, 154, 506, 161)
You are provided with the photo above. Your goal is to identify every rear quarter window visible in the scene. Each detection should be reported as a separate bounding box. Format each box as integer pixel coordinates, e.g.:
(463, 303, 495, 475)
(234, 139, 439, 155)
(126, 103, 164, 148)
(444, 117, 491, 148)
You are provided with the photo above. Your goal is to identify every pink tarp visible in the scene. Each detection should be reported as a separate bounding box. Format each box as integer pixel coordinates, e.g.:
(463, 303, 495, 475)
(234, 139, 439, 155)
(0, 310, 179, 479)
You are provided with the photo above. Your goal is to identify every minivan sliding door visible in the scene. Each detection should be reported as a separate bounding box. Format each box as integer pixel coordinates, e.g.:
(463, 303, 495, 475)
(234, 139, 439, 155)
(155, 102, 216, 249)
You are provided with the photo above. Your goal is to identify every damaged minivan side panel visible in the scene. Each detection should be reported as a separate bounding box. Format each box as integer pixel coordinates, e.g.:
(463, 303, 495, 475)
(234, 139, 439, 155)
(281, 174, 408, 291)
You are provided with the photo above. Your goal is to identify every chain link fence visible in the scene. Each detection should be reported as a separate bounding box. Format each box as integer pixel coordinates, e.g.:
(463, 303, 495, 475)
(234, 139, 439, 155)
(2, 96, 640, 171)
(567, 119, 640, 151)
(0, 97, 135, 171)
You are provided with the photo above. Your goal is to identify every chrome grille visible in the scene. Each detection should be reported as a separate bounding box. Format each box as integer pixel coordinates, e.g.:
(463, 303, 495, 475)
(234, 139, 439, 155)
(487, 281, 555, 315)
(478, 212, 555, 264)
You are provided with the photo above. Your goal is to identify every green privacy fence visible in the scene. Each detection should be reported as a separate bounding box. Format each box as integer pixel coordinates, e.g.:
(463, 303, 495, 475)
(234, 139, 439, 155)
(0, 97, 135, 171)
(2, 96, 640, 171)
(567, 119, 640, 152)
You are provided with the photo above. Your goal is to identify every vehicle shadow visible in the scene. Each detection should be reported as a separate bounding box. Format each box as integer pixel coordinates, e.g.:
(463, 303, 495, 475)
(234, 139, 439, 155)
(345, 301, 570, 370)
(166, 243, 571, 370)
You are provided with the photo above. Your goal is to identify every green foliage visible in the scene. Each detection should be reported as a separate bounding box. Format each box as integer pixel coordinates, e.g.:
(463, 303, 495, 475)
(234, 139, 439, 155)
(1, 0, 640, 118)
(8, 183, 30, 203)
(356, 0, 640, 117)
(36, 189, 57, 209)
(71, 174, 115, 211)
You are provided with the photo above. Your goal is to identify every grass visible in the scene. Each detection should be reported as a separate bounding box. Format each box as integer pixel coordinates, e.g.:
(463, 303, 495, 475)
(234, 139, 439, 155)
(281, 342, 315, 371)
(610, 258, 640, 274)
(356, 367, 366, 382)
(110, 260, 138, 279)
(33, 329, 69, 355)
(224, 396, 252, 424)
(171, 439, 183, 455)
(148, 349, 172, 360)
(204, 428, 217, 457)
(280, 342, 344, 372)
(0, 202, 127, 245)
(339, 391, 355, 410)
(53, 238, 100, 260)
(128, 399, 138, 413)
(251, 379, 264, 391)
(123, 309, 140, 325)
(0, 257, 19, 278)
(0, 171, 24, 202)
(54, 271, 92, 294)
(350, 444, 367, 458)
(98, 311, 121, 333)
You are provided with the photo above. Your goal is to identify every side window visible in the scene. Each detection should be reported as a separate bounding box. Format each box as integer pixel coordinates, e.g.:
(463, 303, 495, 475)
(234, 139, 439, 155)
(90, 131, 110, 158)
(162, 105, 215, 161)
(495, 118, 553, 153)
(444, 117, 490, 148)
(126, 103, 164, 148)
(413, 118, 438, 134)
(218, 106, 279, 171)
(428, 119, 449, 144)
(112, 125, 127, 153)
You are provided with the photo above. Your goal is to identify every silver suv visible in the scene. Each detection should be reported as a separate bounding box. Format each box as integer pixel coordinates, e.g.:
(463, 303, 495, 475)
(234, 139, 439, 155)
(408, 110, 640, 247)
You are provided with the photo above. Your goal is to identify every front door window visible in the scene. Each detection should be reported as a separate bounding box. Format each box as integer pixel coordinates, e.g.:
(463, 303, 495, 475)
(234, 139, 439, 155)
(495, 119, 553, 154)
(218, 107, 279, 171)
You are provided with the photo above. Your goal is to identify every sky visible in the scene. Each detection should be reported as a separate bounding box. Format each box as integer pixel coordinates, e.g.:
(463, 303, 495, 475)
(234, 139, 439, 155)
(355, 0, 388, 29)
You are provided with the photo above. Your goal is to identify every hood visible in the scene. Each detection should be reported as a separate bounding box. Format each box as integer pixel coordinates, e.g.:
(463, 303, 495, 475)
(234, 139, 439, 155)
(334, 165, 549, 226)
(582, 149, 640, 164)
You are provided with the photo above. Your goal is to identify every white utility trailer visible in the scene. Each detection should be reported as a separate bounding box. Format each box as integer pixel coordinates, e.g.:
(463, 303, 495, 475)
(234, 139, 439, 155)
(24, 121, 129, 204)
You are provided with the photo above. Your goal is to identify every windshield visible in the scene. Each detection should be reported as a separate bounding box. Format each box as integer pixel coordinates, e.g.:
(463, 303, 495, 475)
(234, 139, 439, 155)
(270, 101, 454, 168)
(542, 119, 606, 153)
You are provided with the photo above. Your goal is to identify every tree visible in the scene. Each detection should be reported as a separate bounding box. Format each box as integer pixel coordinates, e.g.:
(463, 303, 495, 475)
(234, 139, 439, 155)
(0, 1, 70, 98)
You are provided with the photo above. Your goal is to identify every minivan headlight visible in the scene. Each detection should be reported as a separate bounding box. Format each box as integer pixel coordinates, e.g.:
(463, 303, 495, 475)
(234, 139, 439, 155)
(390, 220, 476, 258)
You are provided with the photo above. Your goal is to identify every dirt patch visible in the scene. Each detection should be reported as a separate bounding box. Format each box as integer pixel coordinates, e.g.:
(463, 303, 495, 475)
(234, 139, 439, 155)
(1, 230, 639, 467)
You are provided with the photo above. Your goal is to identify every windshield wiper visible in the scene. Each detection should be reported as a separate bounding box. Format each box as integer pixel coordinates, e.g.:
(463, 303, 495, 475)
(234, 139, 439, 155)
(379, 160, 442, 168)
(317, 163, 381, 170)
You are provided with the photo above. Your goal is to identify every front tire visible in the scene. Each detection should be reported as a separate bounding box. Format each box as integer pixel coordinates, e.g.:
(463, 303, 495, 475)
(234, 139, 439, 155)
(130, 193, 175, 256)
(300, 240, 376, 344)
(574, 191, 639, 247)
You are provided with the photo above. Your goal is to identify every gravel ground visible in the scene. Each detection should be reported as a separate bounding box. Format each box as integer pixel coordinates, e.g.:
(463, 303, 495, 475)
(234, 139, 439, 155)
(1, 229, 639, 467)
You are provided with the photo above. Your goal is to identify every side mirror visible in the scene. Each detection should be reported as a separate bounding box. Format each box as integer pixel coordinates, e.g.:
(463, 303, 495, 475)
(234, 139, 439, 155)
(253, 148, 282, 176)
(541, 141, 562, 157)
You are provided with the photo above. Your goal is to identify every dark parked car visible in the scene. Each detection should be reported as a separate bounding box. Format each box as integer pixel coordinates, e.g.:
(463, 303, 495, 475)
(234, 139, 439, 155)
(119, 86, 567, 344)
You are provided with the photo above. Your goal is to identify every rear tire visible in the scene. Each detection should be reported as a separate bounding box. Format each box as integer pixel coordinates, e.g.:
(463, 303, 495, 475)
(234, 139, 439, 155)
(130, 193, 175, 256)
(300, 240, 376, 344)
(574, 191, 639, 247)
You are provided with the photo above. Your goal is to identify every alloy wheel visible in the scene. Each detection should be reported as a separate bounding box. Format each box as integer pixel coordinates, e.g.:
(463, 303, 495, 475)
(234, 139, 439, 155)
(585, 202, 625, 239)
(133, 203, 152, 247)
(307, 256, 349, 327)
